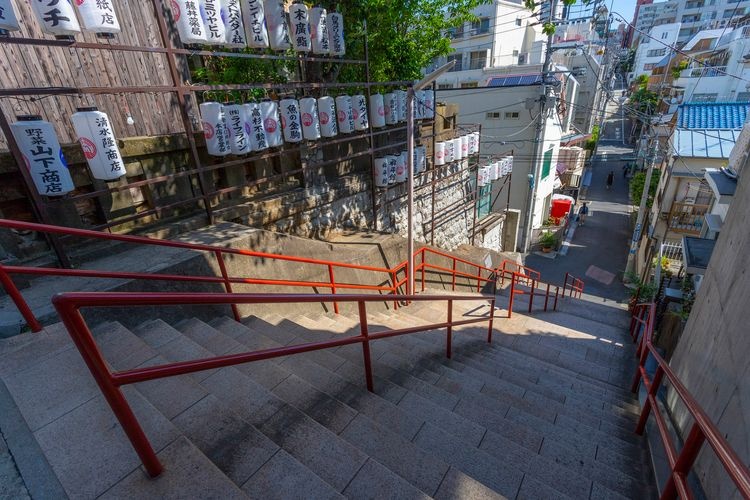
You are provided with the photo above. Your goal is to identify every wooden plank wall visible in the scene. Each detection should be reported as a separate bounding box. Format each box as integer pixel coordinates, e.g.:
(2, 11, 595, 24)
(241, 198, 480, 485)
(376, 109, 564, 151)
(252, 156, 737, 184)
(0, 0, 191, 150)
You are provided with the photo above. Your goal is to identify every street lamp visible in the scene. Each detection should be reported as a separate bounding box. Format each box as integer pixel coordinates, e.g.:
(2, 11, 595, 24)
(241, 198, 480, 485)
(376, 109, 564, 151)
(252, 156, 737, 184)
(406, 60, 455, 297)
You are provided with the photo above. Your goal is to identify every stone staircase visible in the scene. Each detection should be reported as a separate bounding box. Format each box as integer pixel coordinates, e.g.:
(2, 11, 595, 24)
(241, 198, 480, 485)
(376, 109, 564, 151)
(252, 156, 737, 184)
(0, 293, 656, 499)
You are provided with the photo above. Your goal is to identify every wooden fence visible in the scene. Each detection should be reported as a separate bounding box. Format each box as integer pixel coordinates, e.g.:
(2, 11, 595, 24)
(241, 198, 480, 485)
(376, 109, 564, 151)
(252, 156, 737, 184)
(0, 0, 191, 150)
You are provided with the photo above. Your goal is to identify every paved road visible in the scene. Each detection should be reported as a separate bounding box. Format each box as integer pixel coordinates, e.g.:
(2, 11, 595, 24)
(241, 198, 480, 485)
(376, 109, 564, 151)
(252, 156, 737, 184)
(525, 89, 634, 304)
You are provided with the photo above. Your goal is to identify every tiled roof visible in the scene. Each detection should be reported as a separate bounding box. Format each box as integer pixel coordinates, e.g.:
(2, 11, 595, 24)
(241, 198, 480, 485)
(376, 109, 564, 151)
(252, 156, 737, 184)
(486, 74, 543, 87)
(676, 102, 750, 129)
(674, 129, 740, 158)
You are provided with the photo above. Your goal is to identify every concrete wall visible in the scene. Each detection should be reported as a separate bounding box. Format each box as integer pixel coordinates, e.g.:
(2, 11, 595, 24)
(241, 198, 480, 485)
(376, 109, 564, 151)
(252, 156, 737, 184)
(666, 152, 750, 500)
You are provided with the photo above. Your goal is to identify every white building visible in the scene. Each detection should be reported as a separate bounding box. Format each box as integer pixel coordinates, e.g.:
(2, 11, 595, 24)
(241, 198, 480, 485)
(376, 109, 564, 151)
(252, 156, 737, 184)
(632, 22, 681, 80)
(673, 25, 750, 102)
(428, 0, 544, 89)
(633, 2, 679, 46)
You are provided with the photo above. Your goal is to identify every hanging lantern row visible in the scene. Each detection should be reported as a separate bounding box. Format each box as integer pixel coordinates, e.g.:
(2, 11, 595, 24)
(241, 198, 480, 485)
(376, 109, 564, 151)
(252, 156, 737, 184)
(199, 91, 434, 157)
(373, 146, 427, 188)
(434, 132, 480, 166)
(172, 0, 346, 54)
(0, 0, 121, 36)
(8, 108, 126, 196)
(477, 156, 514, 187)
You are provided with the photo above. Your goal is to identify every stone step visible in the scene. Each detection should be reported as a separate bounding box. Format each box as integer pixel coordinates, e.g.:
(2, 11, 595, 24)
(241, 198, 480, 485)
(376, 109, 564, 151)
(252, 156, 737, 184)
(174, 317, 490, 497)
(130, 319, 369, 494)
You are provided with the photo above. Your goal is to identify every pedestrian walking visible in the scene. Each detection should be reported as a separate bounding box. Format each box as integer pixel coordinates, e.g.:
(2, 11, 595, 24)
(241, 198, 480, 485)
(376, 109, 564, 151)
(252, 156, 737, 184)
(578, 202, 589, 225)
(606, 170, 614, 190)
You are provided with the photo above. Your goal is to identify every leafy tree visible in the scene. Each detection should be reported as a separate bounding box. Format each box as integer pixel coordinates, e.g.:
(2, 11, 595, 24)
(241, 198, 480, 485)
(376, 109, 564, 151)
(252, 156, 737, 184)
(629, 168, 660, 208)
(629, 74, 658, 115)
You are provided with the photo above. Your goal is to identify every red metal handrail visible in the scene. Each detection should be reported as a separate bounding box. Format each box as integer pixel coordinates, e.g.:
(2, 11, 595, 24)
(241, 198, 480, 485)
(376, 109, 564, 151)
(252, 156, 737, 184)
(52, 291, 496, 478)
(629, 303, 750, 499)
(504, 272, 562, 318)
(562, 272, 584, 298)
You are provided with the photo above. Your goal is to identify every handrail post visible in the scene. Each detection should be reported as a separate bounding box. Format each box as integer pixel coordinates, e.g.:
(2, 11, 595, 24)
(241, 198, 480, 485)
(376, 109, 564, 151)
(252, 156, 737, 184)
(391, 271, 399, 310)
(476, 268, 481, 293)
(661, 422, 706, 500)
(508, 273, 516, 318)
(446, 299, 453, 359)
(528, 278, 536, 313)
(327, 264, 339, 315)
(54, 301, 163, 477)
(635, 364, 664, 435)
(487, 298, 495, 343)
(553, 286, 560, 311)
(451, 259, 457, 291)
(578, 280, 584, 298)
(357, 301, 374, 392)
(544, 283, 550, 311)
(214, 250, 241, 322)
(420, 249, 426, 292)
(0, 264, 43, 333)
(563, 272, 568, 296)
(500, 261, 506, 287)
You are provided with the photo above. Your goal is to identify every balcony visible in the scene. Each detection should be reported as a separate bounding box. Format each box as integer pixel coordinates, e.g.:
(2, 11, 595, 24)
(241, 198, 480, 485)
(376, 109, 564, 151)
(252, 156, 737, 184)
(667, 201, 710, 235)
(468, 58, 487, 70)
(679, 66, 727, 78)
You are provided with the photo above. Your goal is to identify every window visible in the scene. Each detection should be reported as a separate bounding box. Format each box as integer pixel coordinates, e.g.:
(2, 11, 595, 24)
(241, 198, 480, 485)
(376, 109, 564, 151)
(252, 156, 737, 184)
(447, 53, 463, 71)
(438, 83, 453, 89)
(736, 91, 750, 101)
(461, 82, 478, 88)
(692, 93, 718, 102)
(477, 179, 492, 219)
(447, 24, 464, 39)
(541, 149, 553, 180)
(515, 18, 522, 26)
(469, 51, 486, 70)
(681, 14, 700, 22)
(647, 48, 667, 57)
(643, 63, 656, 70)
(685, 0, 704, 8)
(470, 17, 490, 35)
(505, 111, 520, 119)
(512, 49, 519, 58)
(486, 112, 501, 119)
(661, 31, 669, 39)
(723, 9, 736, 18)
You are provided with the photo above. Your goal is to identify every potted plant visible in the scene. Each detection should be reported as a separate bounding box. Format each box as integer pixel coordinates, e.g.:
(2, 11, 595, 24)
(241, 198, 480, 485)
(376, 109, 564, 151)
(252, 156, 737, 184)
(539, 231, 558, 253)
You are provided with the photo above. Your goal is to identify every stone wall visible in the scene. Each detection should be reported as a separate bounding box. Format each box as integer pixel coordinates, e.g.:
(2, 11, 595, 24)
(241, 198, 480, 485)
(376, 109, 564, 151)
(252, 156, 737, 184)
(666, 152, 750, 500)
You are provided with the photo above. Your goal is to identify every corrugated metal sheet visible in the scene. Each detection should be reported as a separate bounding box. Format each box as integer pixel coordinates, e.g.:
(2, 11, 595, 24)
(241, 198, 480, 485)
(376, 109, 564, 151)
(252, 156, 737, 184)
(674, 129, 739, 158)
(486, 74, 543, 87)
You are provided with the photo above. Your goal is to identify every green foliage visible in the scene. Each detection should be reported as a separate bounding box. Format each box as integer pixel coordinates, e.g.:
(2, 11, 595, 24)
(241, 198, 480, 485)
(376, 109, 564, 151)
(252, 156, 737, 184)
(618, 49, 635, 74)
(629, 169, 660, 208)
(584, 124, 600, 151)
(671, 60, 689, 79)
(539, 231, 558, 248)
(625, 272, 658, 301)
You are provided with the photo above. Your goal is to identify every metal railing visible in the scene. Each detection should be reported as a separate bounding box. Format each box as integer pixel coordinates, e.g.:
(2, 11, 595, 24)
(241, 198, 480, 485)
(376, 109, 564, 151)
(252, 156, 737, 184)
(563, 272, 585, 298)
(629, 303, 750, 499)
(52, 291, 496, 478)
(667, 202, 710, 235)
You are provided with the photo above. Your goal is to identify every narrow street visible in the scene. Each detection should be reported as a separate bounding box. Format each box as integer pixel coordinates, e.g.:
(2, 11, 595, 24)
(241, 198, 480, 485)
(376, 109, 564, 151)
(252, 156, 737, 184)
(525, 88, 634, 303)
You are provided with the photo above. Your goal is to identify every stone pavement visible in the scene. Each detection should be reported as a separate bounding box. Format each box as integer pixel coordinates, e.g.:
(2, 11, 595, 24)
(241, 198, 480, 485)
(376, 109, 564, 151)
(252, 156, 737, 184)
(526, 90, 634, 304)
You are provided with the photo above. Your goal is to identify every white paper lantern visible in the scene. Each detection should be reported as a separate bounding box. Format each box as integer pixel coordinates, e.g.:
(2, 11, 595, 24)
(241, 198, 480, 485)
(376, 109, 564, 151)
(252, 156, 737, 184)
(299, 97, 321, 141)
(200, 102, 230, 156)
(309, 7, 329, 54)
(395, 151, 407, 183)
(352, 94, 368, 131)
(467, 133, 475, 155)
(396, 90, 408, 123)
(414, 90, 424, 120)
(171, 0, 207, 44)
(445, 139, 455, 163)
(317, 96, 337, 138)
(222, 0, 247, 47)
(31, 0, 81, 36)
(424, 89, 436, 118)
(10, 116, 75, 196)
(242, 0, 269, 48)
(243, 102, 269, 151)
(260, 99, 283, 147)
(327, 12, 345, 56)
(386, 154, 397, 184)
(75, 0, 120, 34)
(475, 132, 481, 153)
(223, 103, 251, 154)
(279, 96, 302, 143)
(71, 108, 126, 181)
(461, 135, 469, 158)
(383, 93, 397, 125)
(506, 156, 513, 172)
(335, 95, 354, 134)
(289, 2, 311, 52)
(200, 0, 225, 44)
(264, 0, 291, 50)
(453, 138, 463, 160)
(0, 0, 21, 31)
(434, 142, 445, 166)
(373, 156, 388, 187)
(369, 94, 385, 128)
(491, 162, 500, 181)
(414, 146, 426, 174)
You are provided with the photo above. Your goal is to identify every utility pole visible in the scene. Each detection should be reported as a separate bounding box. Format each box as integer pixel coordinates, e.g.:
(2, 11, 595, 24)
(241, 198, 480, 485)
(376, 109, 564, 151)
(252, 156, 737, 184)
(521, 0, 558, 253)
(625, 134, 657, 277)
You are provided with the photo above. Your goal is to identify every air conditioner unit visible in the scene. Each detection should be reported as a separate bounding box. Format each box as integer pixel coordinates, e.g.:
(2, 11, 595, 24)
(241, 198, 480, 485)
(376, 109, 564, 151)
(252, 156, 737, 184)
(518, 53, 527, 64)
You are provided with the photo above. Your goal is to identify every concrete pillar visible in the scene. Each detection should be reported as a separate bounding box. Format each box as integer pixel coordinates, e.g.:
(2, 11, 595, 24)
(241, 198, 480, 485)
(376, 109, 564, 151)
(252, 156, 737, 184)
(503, 209, 521, 252)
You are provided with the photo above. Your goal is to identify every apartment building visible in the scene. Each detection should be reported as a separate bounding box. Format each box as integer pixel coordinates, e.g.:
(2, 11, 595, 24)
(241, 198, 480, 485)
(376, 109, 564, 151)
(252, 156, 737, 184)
(632, 22, 681, 80)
